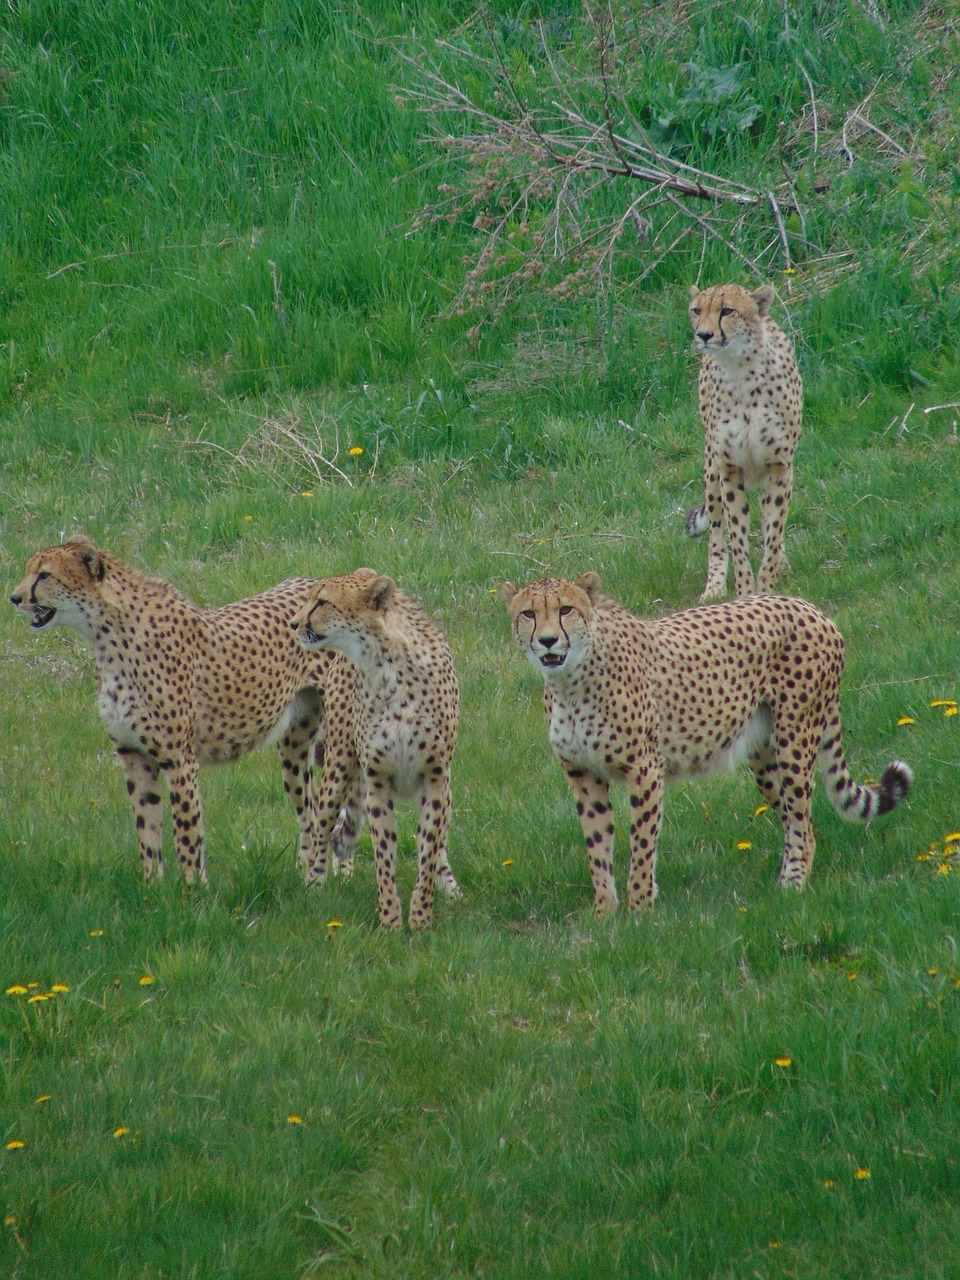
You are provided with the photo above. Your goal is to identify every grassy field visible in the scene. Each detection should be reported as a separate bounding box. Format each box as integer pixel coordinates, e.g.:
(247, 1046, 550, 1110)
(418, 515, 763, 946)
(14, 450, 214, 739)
(2, 2, 959, 1277)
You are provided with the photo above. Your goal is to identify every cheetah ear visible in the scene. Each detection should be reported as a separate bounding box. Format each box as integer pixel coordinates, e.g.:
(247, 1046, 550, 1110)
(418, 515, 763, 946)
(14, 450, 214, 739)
(367, 575, 395, 612)
(576, 572, 602, 601)
(753, 284, 775, 315)
(688, 284, 700, 303)
(500, 582, 519, 606)
(67, 535, 105, 582)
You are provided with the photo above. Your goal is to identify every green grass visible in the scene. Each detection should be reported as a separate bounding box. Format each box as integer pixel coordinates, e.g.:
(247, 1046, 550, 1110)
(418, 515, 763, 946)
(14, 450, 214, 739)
(2, 2, 960, 1277)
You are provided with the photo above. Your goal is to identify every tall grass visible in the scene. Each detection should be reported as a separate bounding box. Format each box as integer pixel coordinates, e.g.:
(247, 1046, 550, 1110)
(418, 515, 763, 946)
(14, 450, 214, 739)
(1, 2, 959, 1277)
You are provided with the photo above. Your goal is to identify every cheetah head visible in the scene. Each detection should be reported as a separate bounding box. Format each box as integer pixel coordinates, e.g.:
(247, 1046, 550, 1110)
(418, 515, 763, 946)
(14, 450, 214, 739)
(501, 573, 601, 677)
(290, 568, 391, 665)
(688, 283, 774, 356)
(10, 534, 106, 633)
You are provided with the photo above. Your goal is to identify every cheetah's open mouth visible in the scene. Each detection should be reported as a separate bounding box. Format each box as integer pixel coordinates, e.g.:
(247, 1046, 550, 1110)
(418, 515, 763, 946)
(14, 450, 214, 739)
(539, 653, 566, 668)
(31, 605, 56, 629)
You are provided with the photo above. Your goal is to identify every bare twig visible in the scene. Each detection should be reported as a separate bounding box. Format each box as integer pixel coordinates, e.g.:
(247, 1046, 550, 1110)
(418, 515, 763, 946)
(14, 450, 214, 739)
(767, 190, 791, 269)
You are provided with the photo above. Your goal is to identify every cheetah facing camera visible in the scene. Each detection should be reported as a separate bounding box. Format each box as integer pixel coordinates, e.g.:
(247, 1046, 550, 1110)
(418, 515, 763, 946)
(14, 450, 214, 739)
(686, 282, 802, 601)
(291, 569, 460, 931)
(502, 573, 912, 915)
(10, 534, 355, 885)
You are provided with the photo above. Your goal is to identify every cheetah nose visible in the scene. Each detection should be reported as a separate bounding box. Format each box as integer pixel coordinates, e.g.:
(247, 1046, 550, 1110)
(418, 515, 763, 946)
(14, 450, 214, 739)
(696, 330, 713, 343)
(9, 593, 22, 606)
(539, 633, 559, 649)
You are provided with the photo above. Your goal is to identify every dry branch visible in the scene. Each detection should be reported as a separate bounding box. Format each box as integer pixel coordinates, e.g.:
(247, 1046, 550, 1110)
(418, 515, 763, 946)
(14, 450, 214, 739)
(396, 7, 802, 326)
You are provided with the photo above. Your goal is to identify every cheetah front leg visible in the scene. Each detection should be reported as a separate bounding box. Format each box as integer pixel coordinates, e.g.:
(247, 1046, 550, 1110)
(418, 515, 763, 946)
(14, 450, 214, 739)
(757, 462, 793, 593)
(116, 747, 165, 881)
(720, 461, 756, 598)
(162, 757, 207, 887)
(700, 457, 730, 602)
(364, 772, 403, 930)
(624, 761, 664, 910)
(562, 765, 618, 917)
(408, 773, 452, 931)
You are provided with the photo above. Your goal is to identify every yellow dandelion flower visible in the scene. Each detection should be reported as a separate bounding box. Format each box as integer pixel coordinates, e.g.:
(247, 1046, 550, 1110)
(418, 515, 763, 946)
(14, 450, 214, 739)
(488, 587, 498, 594)
(326, 921, 343, 930)
(26, 982, 39, 989)
(944, 844, 959, 859)
(4, 1215, 16, 1224)
(51, 984, 69, 993)
(300, 490, 314, 498)
(35, 1094, 51, 1104)
(916, 852, 933, 862)
(349, 446, 364, 456)
(736, 840, 752, 851)
(6, 985, 27, 996)
(823, 1178, 835, 1189)
(243, 515, 254, 522)
(27, 994, 52, 1004)
(854, 1167, 871, 1180)
(929, 700, 957, 709)
(286, 1114, 303, 1125)
(139, 975, 155, 986)
(753, 804, 769, 817)
(896, 716, 915, 726)
(113, 1127, 130, 1139)
(783, 267, 797, 275)
(736, 905, 748, 913)
(936, 864, 951, 876)
(944, 831, 960, 843)
(768, 1239, 782, 1249)
(946, 707, 958, 718)
(848, 972, 858, 981)
(774, 1056, 793, 1068)
(927, 968, 938, 976)
(90, 929, 105, 937)
(502, 858, 515, 866)
(5, 1140, 24, 1151)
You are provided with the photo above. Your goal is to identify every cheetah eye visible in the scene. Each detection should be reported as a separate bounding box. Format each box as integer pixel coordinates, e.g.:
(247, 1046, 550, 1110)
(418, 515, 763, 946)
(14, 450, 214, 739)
(519, 609, 536, 621)
(35, 571, 50, 582)
(558, 605, 574, 618)
(313, 597, 327, 609)
(690, 307, 700, 317)
(719, 307, 735, 318)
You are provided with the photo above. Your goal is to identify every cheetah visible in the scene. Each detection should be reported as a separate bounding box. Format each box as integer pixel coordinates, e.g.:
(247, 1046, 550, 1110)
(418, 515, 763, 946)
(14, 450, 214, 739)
(291, 568, 460, 931)
(10, 534, 355, 885)
(502, 573, 911, 915)
(686, 283, 802, 600)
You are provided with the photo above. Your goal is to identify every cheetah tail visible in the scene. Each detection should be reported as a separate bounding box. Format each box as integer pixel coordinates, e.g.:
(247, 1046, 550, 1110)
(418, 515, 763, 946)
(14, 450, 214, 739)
(685, 503, 709, 539)
(818, 722, 913, 824)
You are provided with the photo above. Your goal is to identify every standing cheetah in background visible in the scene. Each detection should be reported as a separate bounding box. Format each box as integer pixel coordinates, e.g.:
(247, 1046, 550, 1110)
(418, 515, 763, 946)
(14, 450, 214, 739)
(502, 573, 911, 915)
(686, 283, 802, 600)
(10, 534, 355, 885)
(291, 568, 460, 931)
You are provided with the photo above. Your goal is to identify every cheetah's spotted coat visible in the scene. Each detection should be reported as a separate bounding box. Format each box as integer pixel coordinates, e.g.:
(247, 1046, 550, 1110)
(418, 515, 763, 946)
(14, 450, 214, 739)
(10, 534, 348, 885)
(503, 573, 912, 914)
(291, 569, 460, 931)
(686, 283, 802, 600)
